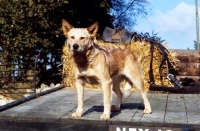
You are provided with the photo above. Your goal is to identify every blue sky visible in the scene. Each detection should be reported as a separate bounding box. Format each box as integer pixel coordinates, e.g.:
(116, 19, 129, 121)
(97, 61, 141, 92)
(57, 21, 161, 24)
(133, 0, 197, 49)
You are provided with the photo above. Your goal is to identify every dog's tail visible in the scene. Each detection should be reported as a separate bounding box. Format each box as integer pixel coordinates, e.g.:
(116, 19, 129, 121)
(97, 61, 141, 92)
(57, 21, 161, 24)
(124, 82, 132, 97)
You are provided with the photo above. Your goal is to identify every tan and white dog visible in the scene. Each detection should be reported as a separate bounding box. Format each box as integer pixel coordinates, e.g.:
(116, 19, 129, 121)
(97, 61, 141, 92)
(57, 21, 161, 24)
(62, 19, 152, 120)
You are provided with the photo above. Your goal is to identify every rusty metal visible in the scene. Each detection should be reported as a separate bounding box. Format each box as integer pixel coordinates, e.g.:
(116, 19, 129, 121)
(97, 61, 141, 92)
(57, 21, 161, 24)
(167, 74, 184, 90)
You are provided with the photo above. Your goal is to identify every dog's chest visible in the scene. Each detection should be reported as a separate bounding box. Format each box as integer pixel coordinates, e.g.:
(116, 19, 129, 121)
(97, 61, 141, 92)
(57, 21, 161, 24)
(85, 76, 99, 84)
(77, 71, 100, 84)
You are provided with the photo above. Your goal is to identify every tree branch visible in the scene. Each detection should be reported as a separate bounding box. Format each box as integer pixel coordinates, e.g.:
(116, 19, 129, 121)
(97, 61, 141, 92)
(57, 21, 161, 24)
(116, 0, 136, 19)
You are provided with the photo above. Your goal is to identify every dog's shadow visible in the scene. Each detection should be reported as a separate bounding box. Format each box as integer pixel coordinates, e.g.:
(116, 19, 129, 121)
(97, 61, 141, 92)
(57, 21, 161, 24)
(82, 103, 144, 118)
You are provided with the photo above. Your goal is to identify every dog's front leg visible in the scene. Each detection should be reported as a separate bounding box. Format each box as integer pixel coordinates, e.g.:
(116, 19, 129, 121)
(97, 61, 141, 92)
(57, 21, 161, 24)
(72, 78, 84, 118)
(100, 79, 112, 120)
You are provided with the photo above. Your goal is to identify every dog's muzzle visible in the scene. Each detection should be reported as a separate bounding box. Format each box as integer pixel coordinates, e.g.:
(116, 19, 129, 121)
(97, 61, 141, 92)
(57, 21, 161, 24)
(73, 44, 79, 51)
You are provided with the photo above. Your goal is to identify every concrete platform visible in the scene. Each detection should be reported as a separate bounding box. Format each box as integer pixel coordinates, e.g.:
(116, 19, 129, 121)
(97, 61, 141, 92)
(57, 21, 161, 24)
(0, 87, 200, 131)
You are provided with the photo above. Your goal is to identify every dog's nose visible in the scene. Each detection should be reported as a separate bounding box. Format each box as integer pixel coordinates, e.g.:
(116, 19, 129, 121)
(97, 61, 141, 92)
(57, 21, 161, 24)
(73, 44, 79, 50)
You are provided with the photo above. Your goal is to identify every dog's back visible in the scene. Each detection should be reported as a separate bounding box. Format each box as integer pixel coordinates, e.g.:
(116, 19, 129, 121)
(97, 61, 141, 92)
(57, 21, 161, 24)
(98, 44, 140, 78)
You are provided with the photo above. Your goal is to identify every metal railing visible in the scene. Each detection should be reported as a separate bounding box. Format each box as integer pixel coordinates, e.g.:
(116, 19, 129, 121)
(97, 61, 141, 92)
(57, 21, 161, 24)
(0, 61, 36, 100)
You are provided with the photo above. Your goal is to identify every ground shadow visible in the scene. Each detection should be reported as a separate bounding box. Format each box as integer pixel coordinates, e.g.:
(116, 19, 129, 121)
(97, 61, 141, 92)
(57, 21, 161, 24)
(82, 103, 144, 117)
(111, 103, 144, 118)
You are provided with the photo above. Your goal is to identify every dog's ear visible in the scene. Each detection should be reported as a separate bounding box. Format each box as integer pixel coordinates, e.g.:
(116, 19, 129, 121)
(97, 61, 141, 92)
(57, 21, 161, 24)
(87, 22, 98, 38)
(62, 19, 73, 38)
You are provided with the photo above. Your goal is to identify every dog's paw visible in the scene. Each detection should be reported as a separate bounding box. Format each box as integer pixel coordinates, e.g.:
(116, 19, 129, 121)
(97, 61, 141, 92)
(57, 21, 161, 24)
(100, 114, 110, 120)
(72, 112, 82, 118)
(143, 108, 152, 114)
(111, 106, 120, 112)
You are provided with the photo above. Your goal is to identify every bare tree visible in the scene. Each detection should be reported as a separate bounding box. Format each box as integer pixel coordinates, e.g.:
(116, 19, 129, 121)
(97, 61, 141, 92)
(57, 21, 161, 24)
(110, 0, 149, 29)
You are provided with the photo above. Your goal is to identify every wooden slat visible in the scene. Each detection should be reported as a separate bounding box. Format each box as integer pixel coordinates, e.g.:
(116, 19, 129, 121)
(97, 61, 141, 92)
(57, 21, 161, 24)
(170, 49, 200, 56)
(170, 50, 200, 63)
(169, 50, 200, 78)
(176, 55, 200, 63)
(176, 76, 200, 82)
(176, 63, 200, 76)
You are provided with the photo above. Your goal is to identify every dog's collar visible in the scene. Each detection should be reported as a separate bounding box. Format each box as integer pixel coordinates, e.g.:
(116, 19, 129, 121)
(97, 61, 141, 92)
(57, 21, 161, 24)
(86, 45, 99, 65)
(87, 56, 96, 65)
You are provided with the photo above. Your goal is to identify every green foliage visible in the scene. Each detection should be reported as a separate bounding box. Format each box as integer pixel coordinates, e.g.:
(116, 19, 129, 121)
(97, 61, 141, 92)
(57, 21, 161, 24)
(0, 0, 114, 66)
(0, 0, 149, 69)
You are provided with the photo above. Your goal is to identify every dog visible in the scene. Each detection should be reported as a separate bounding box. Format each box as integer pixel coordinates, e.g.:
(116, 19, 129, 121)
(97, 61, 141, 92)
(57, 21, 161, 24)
(62, 19, 152, 120)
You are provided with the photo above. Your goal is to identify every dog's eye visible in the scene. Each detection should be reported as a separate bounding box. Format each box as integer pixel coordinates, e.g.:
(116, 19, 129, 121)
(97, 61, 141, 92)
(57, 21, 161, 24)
(80, 37, 85, 40)
(71, 36, 75, 39)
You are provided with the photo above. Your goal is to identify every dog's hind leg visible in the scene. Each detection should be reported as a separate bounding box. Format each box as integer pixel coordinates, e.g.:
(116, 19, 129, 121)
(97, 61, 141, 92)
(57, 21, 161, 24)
(125, 64, 152, 114)
(124, 81, 132, 97)
(111, 76, 123, 112)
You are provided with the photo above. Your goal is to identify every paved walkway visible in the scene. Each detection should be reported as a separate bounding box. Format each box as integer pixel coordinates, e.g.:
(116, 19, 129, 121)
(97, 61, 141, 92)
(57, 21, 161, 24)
(0, 87, 200, 131)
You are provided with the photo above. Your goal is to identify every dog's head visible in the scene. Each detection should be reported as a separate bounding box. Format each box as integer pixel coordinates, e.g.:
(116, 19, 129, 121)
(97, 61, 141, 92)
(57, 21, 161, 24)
(62, 19, 98, 54)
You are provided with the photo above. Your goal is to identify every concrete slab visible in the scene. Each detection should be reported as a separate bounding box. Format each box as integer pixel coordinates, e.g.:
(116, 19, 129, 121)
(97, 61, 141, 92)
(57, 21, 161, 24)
(0, 87, 200, 131)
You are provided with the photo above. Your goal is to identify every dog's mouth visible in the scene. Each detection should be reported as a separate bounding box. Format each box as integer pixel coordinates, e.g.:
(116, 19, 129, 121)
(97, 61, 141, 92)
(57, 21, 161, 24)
(71, 47, 86, 53)
(72, 50, 79, 53)
(71, 49, 83, 54)
(69, 44, 91, 54)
